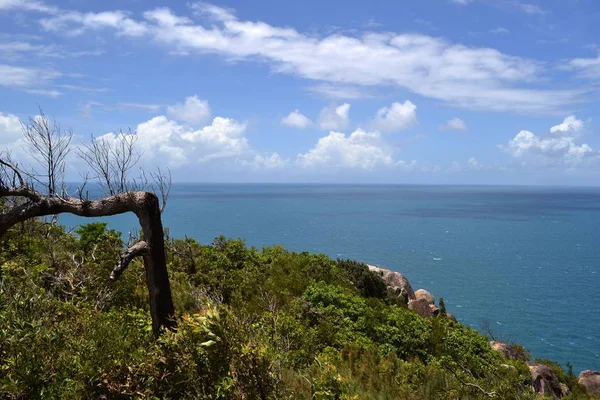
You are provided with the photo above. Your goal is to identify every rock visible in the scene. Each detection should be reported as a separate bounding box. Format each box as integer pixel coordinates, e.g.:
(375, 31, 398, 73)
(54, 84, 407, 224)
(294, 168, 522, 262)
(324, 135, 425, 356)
(415, 289, 435, 304)
(579, 370, 600, 396)
(408, 298, 434, 318)
(446, 312, 457, 322)
(429, 304, 439, 316)
(560, 383, 570, 397)
(367, 265, 415, 304)
(490, 341, 528, 361)
(527, 362, 566, 399)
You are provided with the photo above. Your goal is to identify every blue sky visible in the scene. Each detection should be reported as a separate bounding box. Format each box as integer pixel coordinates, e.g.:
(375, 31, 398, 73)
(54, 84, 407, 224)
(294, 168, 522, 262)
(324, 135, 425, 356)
(1, 0, 600, 185)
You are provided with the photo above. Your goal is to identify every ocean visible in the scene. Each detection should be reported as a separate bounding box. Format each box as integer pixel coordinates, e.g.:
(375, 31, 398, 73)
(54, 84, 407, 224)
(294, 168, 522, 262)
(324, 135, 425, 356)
(60, 184, 600, 373)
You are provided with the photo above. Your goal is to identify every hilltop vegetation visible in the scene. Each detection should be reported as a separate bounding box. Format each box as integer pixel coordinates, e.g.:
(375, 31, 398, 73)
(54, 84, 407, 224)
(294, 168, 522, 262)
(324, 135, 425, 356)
(0, 220, 591, 399)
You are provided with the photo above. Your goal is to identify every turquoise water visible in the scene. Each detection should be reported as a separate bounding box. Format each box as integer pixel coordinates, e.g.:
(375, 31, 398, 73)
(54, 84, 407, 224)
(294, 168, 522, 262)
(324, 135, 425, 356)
(61, 184, 600, 372)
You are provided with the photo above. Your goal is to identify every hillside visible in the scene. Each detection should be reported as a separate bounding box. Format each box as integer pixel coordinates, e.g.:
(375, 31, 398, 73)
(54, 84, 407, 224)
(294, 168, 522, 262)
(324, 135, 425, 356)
(0, 220, 595, 399)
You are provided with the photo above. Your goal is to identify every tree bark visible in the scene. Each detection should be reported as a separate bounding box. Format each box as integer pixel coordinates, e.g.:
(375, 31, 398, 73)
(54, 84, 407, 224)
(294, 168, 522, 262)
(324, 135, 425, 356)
(0, 191, 176, 337)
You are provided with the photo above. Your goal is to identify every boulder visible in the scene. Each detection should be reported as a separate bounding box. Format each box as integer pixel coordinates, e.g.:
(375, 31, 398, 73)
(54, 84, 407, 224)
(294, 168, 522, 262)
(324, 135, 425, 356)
(415, 289, 435, 304)
(408, 298, 434, 318)
(527, 362, 566, 399)
(579, 370, 600, 396)
(367, 265, 415, 304)
(429, 304, 439, 316)
(490, 341, 528, 361)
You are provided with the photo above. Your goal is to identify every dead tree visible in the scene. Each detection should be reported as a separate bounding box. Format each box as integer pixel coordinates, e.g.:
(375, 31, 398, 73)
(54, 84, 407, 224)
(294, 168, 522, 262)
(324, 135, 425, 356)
(0, 111, 175, 337)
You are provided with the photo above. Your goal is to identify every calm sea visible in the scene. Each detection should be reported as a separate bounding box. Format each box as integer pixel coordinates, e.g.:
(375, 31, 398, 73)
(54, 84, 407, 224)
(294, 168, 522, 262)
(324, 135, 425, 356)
(61, 184, 600, 373)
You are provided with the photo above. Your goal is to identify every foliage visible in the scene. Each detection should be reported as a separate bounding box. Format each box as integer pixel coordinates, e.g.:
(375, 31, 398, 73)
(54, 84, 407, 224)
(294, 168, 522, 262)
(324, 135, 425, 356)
(0, 221, 590, 399)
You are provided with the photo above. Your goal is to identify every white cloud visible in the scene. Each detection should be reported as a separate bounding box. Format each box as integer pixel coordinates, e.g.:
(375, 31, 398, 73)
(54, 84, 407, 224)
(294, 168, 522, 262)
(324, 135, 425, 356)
(550, 115, 583, 136)
(308, 84, 374, 100)
(0, 0, 58, 13)
(0, 112, 23, 145)
(94, 112, 252, 168)
(440, 117, 467, 132)
(467, 157, 482, 169)
(0, 64, 60, 88)
(166, 95, 211, 125)
(566, 54, 600, 79)
(179, 116, 248, 162)
(40, 10, 147, 37)
(297, 129, 393, 169)
(0, 41, 104, 60)
(23, 88, 62, 97)
(450, 0, 474, 5)
(396, 159, 417, 170)
(241, 153, 288, 169)
(502, 117, 597, 166)
(281, 110, 312, 129)
(318, 104, 350, 131)
(372, 101, 417, 133)
(24, 2, 584, 113)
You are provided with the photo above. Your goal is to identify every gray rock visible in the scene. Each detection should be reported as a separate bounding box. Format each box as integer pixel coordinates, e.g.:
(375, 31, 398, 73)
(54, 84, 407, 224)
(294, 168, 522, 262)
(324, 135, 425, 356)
(367, 265, 415, 304)
(579, 370, 600, 397)
(527, 362, 566, 399)
(408, 298, 434, 318)
(415, 289, 435, 304)
(490, 341, 528, 361)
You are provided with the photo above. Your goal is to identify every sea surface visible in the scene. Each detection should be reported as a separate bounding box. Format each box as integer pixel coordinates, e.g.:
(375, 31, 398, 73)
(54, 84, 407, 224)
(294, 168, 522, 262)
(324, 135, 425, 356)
(61, 184, 600, 372)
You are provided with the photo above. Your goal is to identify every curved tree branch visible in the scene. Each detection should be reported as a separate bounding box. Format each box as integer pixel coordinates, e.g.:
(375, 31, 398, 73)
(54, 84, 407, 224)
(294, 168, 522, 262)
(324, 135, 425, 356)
(110, 240, 149, 282)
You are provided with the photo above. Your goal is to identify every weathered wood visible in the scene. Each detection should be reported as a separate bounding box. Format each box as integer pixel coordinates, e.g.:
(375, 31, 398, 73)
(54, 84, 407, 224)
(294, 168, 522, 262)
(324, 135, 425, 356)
(0, 188, 176, 337)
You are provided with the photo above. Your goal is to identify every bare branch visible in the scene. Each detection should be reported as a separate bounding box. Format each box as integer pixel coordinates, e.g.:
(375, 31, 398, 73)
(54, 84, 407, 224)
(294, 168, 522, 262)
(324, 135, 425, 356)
(0, 158, 24, 187)
(442, 362, 497, 398)
(110, 240, 149, 282)
(150, 167, 171, 213)
(21, 109, 72, 196)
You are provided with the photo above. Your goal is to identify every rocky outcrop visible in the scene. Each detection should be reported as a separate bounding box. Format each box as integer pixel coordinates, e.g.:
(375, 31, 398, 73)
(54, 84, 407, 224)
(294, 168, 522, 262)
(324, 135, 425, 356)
(527, 362, 567, 399)
(408, 298, 434, 318)
(490, 341, 528, 361)
(415, 289, 434, 304)
(367, 265, 415, 304)
(579, 370, 600, 396)
(367, 265, 457, 321)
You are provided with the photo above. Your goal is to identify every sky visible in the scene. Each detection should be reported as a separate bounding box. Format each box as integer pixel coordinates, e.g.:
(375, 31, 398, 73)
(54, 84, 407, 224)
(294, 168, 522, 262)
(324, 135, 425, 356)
(0, 0, 600, 185)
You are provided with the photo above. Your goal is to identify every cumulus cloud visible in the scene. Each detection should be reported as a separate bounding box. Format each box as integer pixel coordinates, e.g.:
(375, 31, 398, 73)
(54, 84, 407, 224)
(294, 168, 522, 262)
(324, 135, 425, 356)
(440, 117, 467, 132)
(297, 129, 393, 169)
(94, 114, 250, 168)
(318, 104, 351, 131)
(0, 112, 23, 145)
(550, 115, 583, 136)
(372, 101, 417, 133)
(501, 116, 596, 166)
(16, 2, 585, 113)
(166, 95, 211, 125)
(281, 110, 312, 129)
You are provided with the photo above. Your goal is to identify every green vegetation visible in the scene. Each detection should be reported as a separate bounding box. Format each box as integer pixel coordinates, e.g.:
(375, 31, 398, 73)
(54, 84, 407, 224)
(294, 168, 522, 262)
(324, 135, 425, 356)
(0, 220, 590, 399)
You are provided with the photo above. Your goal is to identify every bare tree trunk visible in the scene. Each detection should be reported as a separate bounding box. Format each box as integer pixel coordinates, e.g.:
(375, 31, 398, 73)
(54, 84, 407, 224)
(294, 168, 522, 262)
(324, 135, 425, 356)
(139, 193, 176, 335)
(2, 111, 176, 338)
(0, 190, 176, 337)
